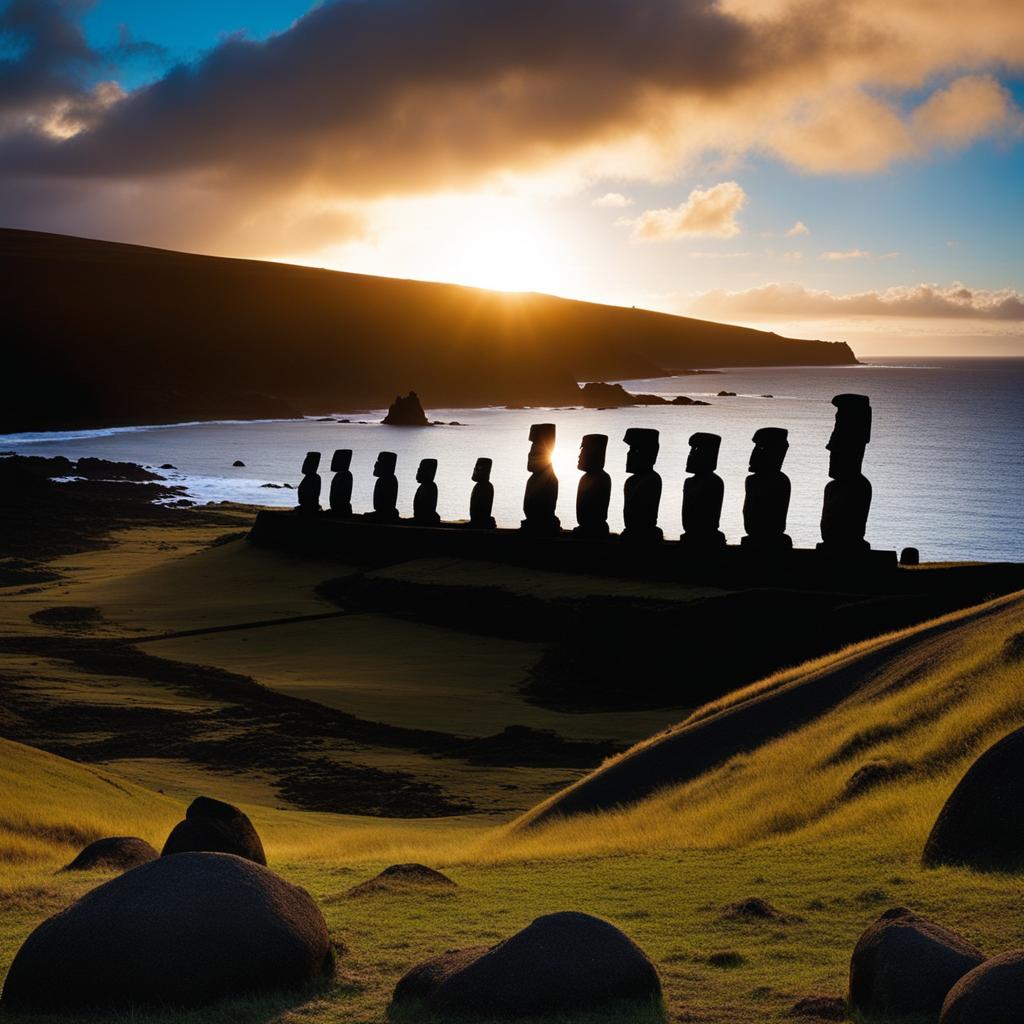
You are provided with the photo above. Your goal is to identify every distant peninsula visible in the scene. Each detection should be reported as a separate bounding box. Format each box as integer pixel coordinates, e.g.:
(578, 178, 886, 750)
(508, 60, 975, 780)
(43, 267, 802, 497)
(1, 229, 856, 433)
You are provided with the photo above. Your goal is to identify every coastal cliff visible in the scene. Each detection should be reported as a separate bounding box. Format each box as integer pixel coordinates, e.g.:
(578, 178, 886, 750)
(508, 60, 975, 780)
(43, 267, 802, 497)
(1, 229, 856, 432)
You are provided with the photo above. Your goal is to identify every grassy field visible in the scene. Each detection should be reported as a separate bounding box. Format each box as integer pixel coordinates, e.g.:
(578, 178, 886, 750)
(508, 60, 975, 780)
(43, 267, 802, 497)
(3, 512, 1024, 1022)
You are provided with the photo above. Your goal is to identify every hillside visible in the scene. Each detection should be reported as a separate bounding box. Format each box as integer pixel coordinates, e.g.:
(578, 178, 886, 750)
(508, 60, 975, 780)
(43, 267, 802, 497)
(0, 229, 855, 432)
(506, 588, 1024, 856)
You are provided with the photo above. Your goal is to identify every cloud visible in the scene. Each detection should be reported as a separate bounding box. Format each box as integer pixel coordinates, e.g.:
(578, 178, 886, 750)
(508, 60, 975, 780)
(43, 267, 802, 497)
(820, 249, 871, 260)
(631, 182, 746, 241)
(592, 191, 633, 208)
(785, 220, 809, 237)
(690, 281, 1024, 320)
(0, 0, 1022, 252)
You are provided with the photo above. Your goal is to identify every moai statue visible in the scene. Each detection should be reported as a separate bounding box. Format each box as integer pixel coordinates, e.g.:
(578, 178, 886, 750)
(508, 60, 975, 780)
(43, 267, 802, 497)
(819, 394, 872, 553)
(520, 423, 560, 534)
(297, 451, 321, 514)
(413, 458, 440, 525)
(469, 457, 496, 529)
(328, 449, 353, 517)
(741, 428, 792, 551)
(365, 450, 399, 522)
(621, 428, 663, 542)
(574, 434, 611, 537)
(681, 432, 725, 548)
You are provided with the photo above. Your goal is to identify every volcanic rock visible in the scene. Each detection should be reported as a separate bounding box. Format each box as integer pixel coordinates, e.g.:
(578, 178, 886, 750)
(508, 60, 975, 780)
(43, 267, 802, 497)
(63, 836, 158, 873)
(347, 863, 456, 897)
(940, 949, 1024, 1024)
(382, 391, 430, 426)
(161, 796, 266, 865)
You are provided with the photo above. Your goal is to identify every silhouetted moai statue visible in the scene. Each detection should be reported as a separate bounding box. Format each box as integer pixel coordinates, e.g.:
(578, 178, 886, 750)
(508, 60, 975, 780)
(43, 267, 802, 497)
(574, 434, 611, 537)
(413, 458, 440, 525)
(469, 457, 496, 529)
(365, 450, 399, 522)
(818, 394, 872, 554)
(741, 428, 792, 551)
(622, 428, 663, 542)
(520, 423, 560, 534)
(328, 449, 353, 517)
(681, 432, 725, 548)
(297, 451, 321, 514)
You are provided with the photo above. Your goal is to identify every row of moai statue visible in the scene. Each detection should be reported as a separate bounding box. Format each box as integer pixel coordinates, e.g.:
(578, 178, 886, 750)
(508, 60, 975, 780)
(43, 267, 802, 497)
(295, 393, 875, 554)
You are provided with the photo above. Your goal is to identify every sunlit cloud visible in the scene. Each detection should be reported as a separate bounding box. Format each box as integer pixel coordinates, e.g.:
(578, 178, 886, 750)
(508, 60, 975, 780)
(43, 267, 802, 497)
(820, 249, 871, 261)
(785, 220, 809, 237)
(630, 182, 747, 241)
(689, 281, 1024, 320)
(592, 192, 633, 208)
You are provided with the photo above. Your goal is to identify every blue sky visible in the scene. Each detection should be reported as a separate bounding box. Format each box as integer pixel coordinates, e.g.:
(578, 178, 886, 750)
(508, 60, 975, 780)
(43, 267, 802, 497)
(4, 0, 1022, 353)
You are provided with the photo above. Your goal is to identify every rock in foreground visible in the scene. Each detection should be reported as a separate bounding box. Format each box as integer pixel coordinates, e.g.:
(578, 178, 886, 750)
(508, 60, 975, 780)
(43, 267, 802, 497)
(391, 911, 662, 1018)
(1, 853, 332, 1012)
(940, 949, 1024, 1023)
(161, 796, 266, 865)
(848, 907, 984, 1020)
(923, 725, 1024, 871)
(383, 391, 430, 426)
(63, 836, 158, 873)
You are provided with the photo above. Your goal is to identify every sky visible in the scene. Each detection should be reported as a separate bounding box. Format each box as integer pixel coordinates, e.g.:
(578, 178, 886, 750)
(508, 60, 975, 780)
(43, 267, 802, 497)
(2, 0, 1023, 356)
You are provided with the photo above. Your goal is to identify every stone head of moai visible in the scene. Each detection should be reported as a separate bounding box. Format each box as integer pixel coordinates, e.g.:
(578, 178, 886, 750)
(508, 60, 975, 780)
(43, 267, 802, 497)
(297, 451, 322, 513)
(416, 458, 438, 484)
(330, 449, 352, 472)
(301, 451, 321, 476)
(686, 432, 721, 475)
(826, 393, 871, 479)
(749, 427, 789, 475)
(472, 457, 492, 483)
(578, 434, 608, 473)
(624, 428, 660, 474)
(526, 423, 556, 473)
(374, 451, 398, 478)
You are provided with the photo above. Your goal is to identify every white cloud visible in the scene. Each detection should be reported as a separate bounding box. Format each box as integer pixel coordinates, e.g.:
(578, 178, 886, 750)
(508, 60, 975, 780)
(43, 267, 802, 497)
(785, 220, 809, 237)
(911, 75, 1024, 149)
(630, 181, 747, 242)
(592, 191, 633, 208)
(820, 249, 871, 261)
(689, 281, 1024, 320)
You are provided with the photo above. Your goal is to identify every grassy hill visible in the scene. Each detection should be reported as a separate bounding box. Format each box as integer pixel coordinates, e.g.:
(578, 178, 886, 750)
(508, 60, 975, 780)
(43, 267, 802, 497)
(1, 228, 855, 432)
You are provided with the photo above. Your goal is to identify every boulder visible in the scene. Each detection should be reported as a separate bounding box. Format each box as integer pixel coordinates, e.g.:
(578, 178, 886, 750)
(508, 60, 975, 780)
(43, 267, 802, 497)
(161, 796, 266, 865)
(63, 836, 158, 873)
(0, 853, 332, 1012)
(382, 391, 430, 426)
(347, 863, 456, 897)
(232, 459, 245, 467)
(923, 726, 1024, 871)
(848, 907, 984, 1020)
(940, 949, 1024, 1024)
(391, 911, 662, 1018)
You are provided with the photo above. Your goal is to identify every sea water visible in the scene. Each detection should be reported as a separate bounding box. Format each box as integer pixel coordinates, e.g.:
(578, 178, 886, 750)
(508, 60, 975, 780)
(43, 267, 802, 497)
(3, 358, 1022, 563)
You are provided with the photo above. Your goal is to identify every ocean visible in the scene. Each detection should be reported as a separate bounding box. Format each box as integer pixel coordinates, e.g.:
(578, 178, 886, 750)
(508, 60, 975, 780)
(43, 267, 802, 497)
(3, 357, 1022, 563)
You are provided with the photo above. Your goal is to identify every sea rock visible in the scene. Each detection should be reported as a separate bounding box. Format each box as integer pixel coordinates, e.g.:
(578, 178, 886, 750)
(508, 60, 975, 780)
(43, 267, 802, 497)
(0, 853, 332, 1012)
(161, 796, 266, 865)
(940, 949, 1024, 1024)
(717, 390, 737, 397)
(232, 459, 245, 467)
(159, 463, 177, 470)
(391, 911, 661, 1018)
(383, 391, 430, 426)
(75, 458, 162, 481)
(671, 395, 710, 406)
(63, 836, 158, 873)
(848, 907, 984, 1020)
(923, 726, 1024, 871)
(347, 863, 456, 897)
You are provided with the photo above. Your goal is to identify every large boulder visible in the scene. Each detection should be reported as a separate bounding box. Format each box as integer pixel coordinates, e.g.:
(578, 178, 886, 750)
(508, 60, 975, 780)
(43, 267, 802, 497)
(848, 907, 984, 1019)
(923, 726, 1024, 870)
(940, 949, 1024, 1024)
(391, 911, 662, 1018)
(161, 796, 266, 865)
(63, 836, 158, 873)
(1, 853, 332, 1012)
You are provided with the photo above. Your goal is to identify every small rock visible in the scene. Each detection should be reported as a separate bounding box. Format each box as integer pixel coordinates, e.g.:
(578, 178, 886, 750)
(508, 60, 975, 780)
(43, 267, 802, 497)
(787, 995, 846, 1019)
(717, 390, 737, 397)
(63, 837, 158, 873)
(161, 796, 266, 865)
(848, 907, 984, 1020)
(721, 897, 802, 923)
(347, 863, 456, 897)
(159, 463, 177, 470)
(232, 460, 245, 467)
(940, 949, 1024, 1023)
(391, 911, 661, 1018)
